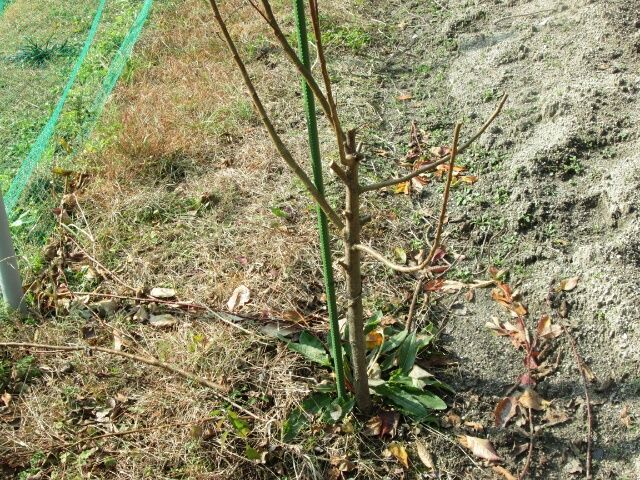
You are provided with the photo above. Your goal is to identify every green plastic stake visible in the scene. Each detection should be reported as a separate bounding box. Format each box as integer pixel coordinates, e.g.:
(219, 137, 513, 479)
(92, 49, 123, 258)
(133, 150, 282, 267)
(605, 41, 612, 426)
(292, 0, 346, 399)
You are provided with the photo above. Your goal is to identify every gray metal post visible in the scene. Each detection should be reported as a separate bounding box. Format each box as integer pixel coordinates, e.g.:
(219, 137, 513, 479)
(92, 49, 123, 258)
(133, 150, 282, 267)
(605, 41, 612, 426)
(0, 191, 25, 312)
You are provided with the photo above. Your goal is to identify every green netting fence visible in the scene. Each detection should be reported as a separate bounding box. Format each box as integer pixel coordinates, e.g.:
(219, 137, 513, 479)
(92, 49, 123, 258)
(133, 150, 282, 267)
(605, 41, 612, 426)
(3, 0, 154, 217)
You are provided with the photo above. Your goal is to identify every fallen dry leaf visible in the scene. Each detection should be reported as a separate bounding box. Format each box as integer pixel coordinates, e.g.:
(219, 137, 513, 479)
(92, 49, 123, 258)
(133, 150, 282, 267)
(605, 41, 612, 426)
(394, 181, 411, 195)
(366, 329, 384, 350)
(565, 458, 583, 474)
(281, 309, 305, 323)
(227, 285, 250, 311)
(441, 411, 462, 428)
(397, 93, 413, 101)
(558, 276, 580, 292)
(415, 441, 435, 470)
(542, 407, 570, 427)
(387, 442, 409, 468)
(1, 392, 12, 407)
(492, 465, 517, 480)
(494, 397, 517, 428)
(365, 411, 399, 438)
(113, 330, 124, 351)
(518, 388, 547, 411)
(329, 456, 356, 480)
(458, 435, 501, 463)
(536, 314, 562, 340)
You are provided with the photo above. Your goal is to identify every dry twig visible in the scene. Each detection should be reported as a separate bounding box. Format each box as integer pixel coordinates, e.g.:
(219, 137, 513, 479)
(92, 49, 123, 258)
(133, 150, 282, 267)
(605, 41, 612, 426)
(563, 325, 593, 479)
(518, 407, 534, 480)
(406, 123, 461, 331)
(0, 342, 262, 421)
(207, 0, 344, 230)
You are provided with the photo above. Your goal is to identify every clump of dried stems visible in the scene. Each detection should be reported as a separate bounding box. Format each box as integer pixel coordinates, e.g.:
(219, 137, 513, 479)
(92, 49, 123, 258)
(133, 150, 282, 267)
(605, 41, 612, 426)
(208, 0, 506, 412)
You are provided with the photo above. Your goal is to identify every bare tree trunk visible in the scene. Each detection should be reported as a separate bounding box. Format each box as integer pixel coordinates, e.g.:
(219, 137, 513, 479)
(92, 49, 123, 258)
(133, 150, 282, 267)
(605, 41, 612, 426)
(343, 152, 371, 413)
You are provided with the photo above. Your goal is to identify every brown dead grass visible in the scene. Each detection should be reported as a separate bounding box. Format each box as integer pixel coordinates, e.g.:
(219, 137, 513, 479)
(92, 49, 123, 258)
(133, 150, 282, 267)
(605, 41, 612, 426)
(0, 0, 454, 478)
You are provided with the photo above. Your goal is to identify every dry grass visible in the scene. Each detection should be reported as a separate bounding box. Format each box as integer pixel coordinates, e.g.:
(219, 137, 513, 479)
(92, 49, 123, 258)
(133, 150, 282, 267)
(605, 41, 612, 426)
(1, 0, 460, 477)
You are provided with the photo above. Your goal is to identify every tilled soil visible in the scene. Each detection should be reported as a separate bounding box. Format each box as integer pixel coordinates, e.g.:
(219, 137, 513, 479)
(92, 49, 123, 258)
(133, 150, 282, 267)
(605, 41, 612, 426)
(335, 0, 640, 477)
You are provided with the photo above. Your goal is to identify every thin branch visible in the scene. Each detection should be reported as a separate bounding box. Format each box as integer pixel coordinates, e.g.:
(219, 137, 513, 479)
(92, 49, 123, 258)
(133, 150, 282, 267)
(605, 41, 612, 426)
(330, 161, 348, 183)
(67, 417, 211, 449)
(360, 94, 507, 193)
(206, 0, 344, 230)
(564, 325, 593, 479)
(258, 0, 335, 129)
(354, 123, 462, 275)
(71, 290, 206, 310)
(518, 407, 534, 480)
(406, 123, 462, 330)
(68, 237, 137, 293)
(308, 0, 347, 165)
(0, 342, 262, 421)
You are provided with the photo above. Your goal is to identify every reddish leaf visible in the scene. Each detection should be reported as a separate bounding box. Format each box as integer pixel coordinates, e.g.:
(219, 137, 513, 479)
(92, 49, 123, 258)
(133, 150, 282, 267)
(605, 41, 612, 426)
(518, 372, 535, 387)
(494, 397, 517, 428)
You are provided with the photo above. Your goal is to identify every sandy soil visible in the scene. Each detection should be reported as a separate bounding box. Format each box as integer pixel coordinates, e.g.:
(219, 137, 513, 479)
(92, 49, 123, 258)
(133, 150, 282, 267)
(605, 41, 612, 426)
(345, 0, 640, 477)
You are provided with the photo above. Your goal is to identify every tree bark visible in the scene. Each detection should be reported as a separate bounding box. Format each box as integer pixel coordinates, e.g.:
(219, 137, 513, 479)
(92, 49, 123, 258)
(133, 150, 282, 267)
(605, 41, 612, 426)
(343, 158, 372, 413)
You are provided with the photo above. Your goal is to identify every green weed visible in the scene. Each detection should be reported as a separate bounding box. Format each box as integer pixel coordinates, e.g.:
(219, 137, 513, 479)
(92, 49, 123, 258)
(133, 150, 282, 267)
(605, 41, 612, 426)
(10, 37, 76, 67)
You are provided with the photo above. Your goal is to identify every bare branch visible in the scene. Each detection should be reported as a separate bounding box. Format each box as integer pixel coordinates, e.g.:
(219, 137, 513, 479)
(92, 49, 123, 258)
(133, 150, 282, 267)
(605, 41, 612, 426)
(355, 123, 462, 276)
(330, 161, 348, 183)
(206, 0, 344, 230)
(360, 94, 507, 193)
(308, 0, 347, 165)
(258, 0, 335, 128)
(406, 122, 461, 331)
(425, 122, 461, 266)
(0, 342, 262, 420)
(355, 244, 443, 274)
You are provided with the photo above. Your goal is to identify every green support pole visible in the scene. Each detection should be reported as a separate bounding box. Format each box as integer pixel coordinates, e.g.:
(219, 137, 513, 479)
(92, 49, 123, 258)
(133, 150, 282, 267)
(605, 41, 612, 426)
(292, 0, 346, 399)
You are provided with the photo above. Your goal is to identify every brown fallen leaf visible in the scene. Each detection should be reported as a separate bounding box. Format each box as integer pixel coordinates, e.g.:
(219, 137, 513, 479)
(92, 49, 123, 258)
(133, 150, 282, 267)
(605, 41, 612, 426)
(366, 329, 384, 350)
(494, 396, 517, 428)
(441, 411, 462, 428)
(536, 314, 562, 340)
(492, 465, 517, 480)
(542, 407, 570, 427)
(227, 285, 250, 312)
(415, 441, 435, 470)
(510, 302, 528, 317)
(329, 456, 356, 480)
(1, 392, 12, 407)
(387, 441, 409, 468)
(518, 388, 547, 411)
(397, 93, 413, 101)
(364, 411, 399, 438)
(458, 435, 501, 463)
(558, 276, 580, 292)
